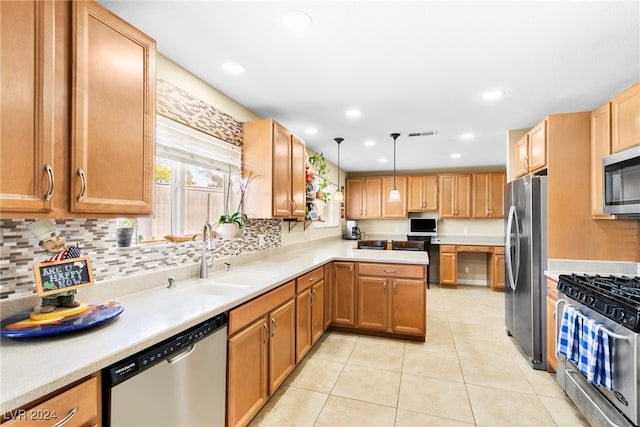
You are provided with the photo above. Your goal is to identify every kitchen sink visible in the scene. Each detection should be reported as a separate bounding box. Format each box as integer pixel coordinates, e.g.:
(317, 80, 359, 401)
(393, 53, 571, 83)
(178, 283, 251, 296)
(214, 270, 278, 286)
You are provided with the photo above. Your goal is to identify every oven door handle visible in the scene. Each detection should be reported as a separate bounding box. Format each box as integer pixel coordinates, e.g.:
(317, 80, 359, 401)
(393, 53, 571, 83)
(565, 369, 627, 427)
(572, 310, 630, 341)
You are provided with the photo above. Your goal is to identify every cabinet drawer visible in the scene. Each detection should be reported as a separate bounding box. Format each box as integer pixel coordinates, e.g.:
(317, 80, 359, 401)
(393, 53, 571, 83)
(440, 245, 456, 253)
(358, 263, 425, 279)
(229, 281, 295, 335)
(492, 246, 505, 254)
(3, 376, 98, 426)
(457, 245, 491, 253)
(296, 267, 324, 293)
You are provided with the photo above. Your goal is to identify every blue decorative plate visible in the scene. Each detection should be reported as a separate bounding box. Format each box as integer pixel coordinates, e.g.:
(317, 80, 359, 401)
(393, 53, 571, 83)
(1, 301, 124, 338)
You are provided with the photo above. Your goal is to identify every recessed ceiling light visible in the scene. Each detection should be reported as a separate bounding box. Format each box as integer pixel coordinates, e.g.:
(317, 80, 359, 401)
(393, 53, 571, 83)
(461, 133, 476, 140)
(282, 11, 312, 32)
(482, 90, 505, 101)
(450, 153, 462, 159)
(346, 109, 361, 118)
(364, 140, 376, 147)
(305, 128, 318, 135)
(378, 158, 388, 163)
(221, 62, 246, 75)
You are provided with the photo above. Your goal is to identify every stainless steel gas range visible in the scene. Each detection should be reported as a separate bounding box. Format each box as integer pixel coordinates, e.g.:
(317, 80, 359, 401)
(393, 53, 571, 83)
(555, 274, 640, 427)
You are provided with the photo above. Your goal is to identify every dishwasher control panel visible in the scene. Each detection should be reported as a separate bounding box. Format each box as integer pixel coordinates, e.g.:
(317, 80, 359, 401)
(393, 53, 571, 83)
(107, 312, 227, 387)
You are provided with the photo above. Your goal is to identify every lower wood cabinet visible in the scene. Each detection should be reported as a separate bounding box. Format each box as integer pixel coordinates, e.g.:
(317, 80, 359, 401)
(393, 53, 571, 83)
(2, 375, 99, 426)
(356, 263, 426, 338)
(489, 246, 505, 291)
(439, 245, 457, 286)
(331, 262, 356, 326)
(227, 282, 295, 427)
(323, 264, 333, 331)
(295, 267, 325, 363)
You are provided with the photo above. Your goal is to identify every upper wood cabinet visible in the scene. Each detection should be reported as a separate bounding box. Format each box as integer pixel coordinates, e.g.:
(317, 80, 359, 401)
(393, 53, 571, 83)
(438, 174, 472, 218)
(590, 102, 614, 218)
(515, 119, 547, 178)
(70, 1, 156, 214)
(243, 119, 306, 219)
(1, 0, 156, 216)
(407, 175, 438, 212)
(472, 173, 505, 218)
(381, 176, 407, 218)
(0, 1, 57, 213)
(345, 177, 382, 219)
(611, 81, 640, 153)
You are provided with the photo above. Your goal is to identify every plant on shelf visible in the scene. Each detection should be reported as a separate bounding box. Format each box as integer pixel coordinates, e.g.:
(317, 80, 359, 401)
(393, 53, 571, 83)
(308, 152, 331, 203)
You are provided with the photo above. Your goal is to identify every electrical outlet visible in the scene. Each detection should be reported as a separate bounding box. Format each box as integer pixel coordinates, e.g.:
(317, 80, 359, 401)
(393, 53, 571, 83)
(464, 266, 470, 273)
(463, 227, 468, 235)
(258, 234, 265, 246)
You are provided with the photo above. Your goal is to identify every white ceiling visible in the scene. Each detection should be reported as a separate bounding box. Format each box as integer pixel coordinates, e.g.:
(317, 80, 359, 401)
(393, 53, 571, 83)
(100, 1, 639, 173)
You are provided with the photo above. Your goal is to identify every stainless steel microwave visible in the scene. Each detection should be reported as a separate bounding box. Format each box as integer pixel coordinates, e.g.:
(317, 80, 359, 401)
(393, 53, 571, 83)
(603, 145, 640, 217)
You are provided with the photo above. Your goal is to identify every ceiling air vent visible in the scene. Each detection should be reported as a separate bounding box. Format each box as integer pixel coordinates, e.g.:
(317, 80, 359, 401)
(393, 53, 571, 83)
(408, 131, 438, 137)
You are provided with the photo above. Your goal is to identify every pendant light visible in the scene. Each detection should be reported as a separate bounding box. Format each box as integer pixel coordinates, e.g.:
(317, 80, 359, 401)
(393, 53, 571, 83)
(334, 137, 344, 202)
(389, 133, 401, 202)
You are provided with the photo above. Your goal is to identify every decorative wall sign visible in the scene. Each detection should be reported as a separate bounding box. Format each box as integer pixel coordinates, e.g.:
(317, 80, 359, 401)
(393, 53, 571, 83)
(33, 256, 94, 296)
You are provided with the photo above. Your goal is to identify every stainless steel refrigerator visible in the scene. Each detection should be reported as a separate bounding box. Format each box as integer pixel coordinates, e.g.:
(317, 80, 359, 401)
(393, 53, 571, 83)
(505, 174, 547, 370)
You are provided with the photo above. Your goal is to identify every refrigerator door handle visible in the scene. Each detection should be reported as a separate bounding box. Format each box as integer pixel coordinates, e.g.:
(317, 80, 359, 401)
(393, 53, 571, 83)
(505, 205, 520, 291)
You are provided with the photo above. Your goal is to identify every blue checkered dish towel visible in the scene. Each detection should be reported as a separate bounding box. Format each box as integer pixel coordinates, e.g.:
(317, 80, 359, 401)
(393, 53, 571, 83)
(557, 304, 613, 390)
(557, 304, 580, 365)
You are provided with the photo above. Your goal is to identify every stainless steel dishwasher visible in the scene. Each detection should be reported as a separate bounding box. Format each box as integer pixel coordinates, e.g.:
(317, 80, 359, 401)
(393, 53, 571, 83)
(103, 313, 228, 426)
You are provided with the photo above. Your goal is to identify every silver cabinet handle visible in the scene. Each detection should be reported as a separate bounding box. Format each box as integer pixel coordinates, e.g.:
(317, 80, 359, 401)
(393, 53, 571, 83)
(383, 269, 397, 273)
(263, 323, 269, 343)
(76, 168, 86, 202)
(271, 317, 276, 337)
(309, 276, 314, 281)
(52, 406, 78, 427)
(393, 280, 397, 290)
(383, 280, 387, 294)
(44, 164, 54, 201)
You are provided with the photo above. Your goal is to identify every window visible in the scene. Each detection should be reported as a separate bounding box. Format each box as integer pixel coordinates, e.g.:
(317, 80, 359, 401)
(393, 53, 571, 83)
(135, 117, 242, 242)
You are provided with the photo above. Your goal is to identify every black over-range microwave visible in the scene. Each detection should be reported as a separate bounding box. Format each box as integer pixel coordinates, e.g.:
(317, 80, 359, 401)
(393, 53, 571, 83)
(409, 218, 437, 235)
(603, 145, 640, 218)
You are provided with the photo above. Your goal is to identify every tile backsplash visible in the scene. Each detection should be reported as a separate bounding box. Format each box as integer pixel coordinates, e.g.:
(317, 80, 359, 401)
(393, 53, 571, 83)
(0, 218, 281, 299)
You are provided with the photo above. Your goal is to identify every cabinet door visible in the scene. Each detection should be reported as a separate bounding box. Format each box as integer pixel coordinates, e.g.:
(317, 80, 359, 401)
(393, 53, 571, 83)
(514, 134, 529, 177)
(295, 288, 312, 362)
(272, 121, 292, 217)
(290, 134, 307, 218)
(364, 177, 382, 218)
(591, 103, 614, 218)
(323, 264, 332, 331)
(528, 120, 547, 172)
(269, 299, 295, 394)
(311, 281, 325, 345)
(438, 175, 456, 218)
(382, 176, 407, 218)
(611, 81, 640, 153)
(227, 317, 268, 427)
(488, 173, 505, 217)
(71, 1, 155, 214)
(407, 176, 424, 211)
(345, 178, 363, 219)
(356, 276, 388, 331)
(332, 262, 355, 326)
(390, 278, 425, 336)
(422, 175, 439, 211)
(472, 173, 490, 218)
(0, 1, 56, 213)
(490, 253, 505, 291)
(454, 175, 472, 218)
(439, 251, 457, 285)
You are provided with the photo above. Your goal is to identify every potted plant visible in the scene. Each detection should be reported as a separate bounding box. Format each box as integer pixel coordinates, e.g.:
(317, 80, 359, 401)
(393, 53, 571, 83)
(308, 152, 331, 203)
(217, 172, 255, 239)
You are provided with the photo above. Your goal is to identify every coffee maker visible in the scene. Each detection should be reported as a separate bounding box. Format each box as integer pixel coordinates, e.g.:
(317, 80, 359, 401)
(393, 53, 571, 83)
(343, 220, 361, 240)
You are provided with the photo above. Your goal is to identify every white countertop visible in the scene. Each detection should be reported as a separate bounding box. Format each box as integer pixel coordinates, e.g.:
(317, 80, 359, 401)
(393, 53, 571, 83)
(0, 239, 428, 413)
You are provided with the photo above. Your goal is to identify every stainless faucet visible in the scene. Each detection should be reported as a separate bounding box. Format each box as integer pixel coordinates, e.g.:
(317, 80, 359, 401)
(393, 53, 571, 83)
(200, 222, 214, 278)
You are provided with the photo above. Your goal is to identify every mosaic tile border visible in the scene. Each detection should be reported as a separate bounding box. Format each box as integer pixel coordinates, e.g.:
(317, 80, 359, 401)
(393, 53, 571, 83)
(156, 78, 244, 146)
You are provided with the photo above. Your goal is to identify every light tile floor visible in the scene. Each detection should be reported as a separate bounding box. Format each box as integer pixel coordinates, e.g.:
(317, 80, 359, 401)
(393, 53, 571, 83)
(249, 284, 590, 427)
